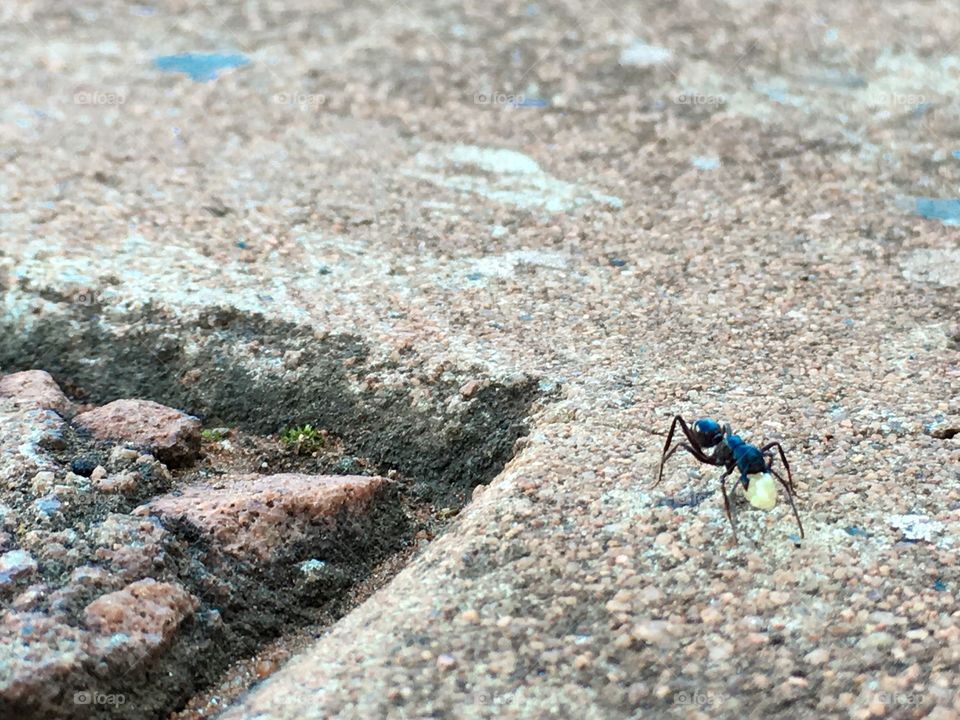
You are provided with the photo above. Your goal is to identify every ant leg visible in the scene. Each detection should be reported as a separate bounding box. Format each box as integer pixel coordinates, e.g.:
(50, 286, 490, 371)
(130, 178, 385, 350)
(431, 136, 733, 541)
(769, 468, 804, 539)
(655, 416, 713, 487)
(760, 442, 797, 497)
(653, 442, 715, 490)
(654, 416, 683, 487)
(719, 467, 739, 544)
(661, 442, 711, 470)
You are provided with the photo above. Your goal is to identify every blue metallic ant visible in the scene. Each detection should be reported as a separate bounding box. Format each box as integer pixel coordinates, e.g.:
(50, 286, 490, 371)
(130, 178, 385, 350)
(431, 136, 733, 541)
(652, 416, 804, 543)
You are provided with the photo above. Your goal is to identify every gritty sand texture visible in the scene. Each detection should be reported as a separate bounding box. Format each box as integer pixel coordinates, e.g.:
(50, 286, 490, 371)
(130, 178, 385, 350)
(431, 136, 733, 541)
(1, 0, 959, 718)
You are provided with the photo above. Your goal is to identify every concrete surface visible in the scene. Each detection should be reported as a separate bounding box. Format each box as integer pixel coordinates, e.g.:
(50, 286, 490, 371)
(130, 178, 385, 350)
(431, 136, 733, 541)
(1, 0, 959, 718)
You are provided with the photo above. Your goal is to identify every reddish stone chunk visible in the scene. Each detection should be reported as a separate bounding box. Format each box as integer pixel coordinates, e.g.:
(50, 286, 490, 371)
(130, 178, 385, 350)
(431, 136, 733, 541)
(0, 371, 72, 416)
(143, 473, 386, 564)
(73, 399, 201, 467)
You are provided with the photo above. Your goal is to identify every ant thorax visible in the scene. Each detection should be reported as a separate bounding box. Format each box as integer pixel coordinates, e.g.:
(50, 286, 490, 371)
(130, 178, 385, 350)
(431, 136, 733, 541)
(710, 439, 734, 466)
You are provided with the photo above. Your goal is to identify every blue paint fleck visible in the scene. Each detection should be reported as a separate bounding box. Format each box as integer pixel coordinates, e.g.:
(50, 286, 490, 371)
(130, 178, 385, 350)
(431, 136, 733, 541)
(466, 272, 483, 281)
(753, 82, 804, 107)
(787, 533, 802, 544)
(756, 84, 787, 103)
(236, 240, 248, 249)
(154, 53, 250, 82)
(513, 97, 549, 108)
(934, 578, 947, 592)
(691, 155, 720, 171)
(952, 150, 960, 160)
(609, 258, 627, 267)
(897, 537, 923, 545)
(845, 525, 870, 538)
(914, 197, 960, 225)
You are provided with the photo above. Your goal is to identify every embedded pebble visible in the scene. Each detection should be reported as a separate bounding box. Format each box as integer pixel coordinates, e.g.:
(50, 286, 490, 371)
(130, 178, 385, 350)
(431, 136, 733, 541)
(804, 648, 830, 665)
(94, 471, 139, 494)
(0, 550, 37, 584)
(69, 457, 98, 478)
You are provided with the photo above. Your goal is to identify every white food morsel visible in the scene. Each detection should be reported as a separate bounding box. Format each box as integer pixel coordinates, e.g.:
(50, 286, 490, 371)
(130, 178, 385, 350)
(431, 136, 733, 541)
(744, 472, 777, 510)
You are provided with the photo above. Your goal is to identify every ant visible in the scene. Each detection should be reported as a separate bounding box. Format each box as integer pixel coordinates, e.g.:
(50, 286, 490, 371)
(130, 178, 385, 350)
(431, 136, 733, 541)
(653, 416, 804, 543)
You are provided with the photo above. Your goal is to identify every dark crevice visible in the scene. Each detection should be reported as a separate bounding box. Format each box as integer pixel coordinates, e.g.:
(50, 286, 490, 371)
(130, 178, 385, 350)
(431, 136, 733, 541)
(0, 296, 554, 720)
(0, 299, 548, 505)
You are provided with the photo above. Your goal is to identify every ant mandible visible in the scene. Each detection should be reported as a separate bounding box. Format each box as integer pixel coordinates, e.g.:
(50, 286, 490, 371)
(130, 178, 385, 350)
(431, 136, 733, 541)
(653, 415, 804, 543)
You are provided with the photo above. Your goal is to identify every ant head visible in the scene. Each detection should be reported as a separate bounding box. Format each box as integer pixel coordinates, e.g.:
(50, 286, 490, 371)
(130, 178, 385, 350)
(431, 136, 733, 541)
(692, 418, 725, 448)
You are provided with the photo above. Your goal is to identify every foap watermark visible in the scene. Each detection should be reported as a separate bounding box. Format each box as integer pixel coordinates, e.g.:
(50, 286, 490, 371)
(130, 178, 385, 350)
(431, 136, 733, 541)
(272, 92, 327, 110)
(74, 90, 126, 106)
(674, 92, 725, 106)
(474, 92, 526, 107)
(873, 691, 926, 708)
(68, 287, 106, 308)
(673, 690, 721, 708)
(868, 91, 927, 108)
(74, 690, 125, 706)
(464, 690, 499, 706)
